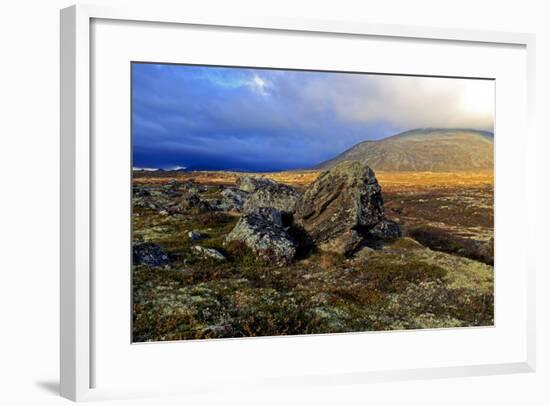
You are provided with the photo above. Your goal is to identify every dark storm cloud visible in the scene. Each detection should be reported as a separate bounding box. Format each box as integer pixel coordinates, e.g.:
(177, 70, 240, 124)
(132, 63, 494, 171)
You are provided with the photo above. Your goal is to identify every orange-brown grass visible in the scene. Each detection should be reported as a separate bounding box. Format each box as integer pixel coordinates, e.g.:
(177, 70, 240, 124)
(133, 170, 320, 188)
(376, 170, 494, 192)
(133, 169, 493, 191)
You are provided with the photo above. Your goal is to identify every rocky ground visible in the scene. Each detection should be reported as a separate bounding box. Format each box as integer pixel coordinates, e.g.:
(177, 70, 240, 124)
(132, 165, 494, 342)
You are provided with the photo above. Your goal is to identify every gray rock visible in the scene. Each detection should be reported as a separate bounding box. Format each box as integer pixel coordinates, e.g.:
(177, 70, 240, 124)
(225, 208, 296, 265)
(132, 186, 172, 213)
(318, 229, 363, 255)
(219, 188, 250, 212)
(188, 230, 202, 241)
(170, 192, 212, 213)
(133, 242, 171, 267)
(181, 181, 206, 194)
(192, 245, 226, 261)
(133, 188, 150, 198)
(236, 176, 276, 193)
(294, 161, 393, 254)
(367, 219, 401, 240)
(243, 182, 300, 215)
(259, 207, 284, 226)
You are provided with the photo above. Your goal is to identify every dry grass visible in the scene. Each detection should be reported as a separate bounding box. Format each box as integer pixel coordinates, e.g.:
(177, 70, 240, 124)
(134, 169, 493, 190)
(133, 169, 321, 188)
(376, 170, 494, 192)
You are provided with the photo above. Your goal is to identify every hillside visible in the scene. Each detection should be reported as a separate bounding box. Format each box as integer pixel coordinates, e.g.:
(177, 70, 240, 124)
(315, 129, 494, 172)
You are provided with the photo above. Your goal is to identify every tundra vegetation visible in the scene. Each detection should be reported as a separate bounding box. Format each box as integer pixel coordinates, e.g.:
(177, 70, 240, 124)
(132, 163, 493, 342)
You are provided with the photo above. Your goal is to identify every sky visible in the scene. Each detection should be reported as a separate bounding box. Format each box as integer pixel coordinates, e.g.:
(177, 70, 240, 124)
(132, 63, 495, 172)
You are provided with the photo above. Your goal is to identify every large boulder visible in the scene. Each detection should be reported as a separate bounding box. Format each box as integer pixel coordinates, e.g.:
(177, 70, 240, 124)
(225, 207, 296, 265)
(243, 182, 300, 215)
(294, 161, 392, 254)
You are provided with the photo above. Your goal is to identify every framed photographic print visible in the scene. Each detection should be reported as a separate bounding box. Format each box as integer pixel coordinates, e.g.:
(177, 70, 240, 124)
(60, 4, 536, 402)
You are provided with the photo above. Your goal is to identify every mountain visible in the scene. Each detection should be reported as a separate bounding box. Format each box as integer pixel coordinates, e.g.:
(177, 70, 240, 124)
(314, 129, 494, 172)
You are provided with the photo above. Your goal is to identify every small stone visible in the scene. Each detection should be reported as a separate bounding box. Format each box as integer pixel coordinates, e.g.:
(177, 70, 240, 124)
(368, 219, 402, 240)
(192, 245, 226, 261)
(188, 230, 202, 241)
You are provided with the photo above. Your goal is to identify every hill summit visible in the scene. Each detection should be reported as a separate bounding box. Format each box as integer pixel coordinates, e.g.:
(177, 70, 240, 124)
(314, 128, 494, 172)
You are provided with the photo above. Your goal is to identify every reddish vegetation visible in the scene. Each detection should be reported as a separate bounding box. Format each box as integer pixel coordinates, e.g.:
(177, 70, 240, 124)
(134, 169, 493, 189)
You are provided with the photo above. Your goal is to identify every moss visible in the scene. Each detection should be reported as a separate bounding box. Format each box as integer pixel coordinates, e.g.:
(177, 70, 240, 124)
(227, 288, 319, 337)
(361, 257, 448, 293)
(132, 178, 494, 341)
(389, 237, 425, 250)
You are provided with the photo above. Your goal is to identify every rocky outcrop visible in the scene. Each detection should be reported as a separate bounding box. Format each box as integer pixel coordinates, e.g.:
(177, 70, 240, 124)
(170, 192, 212, 213)
(133, 188, 172, 213)
(180, 181, 209, 194)
(243, 181, 300, 215)
(225, 207, 296, 265)
(236, 176, 276, 193)
(294, 161, 398, 254)
(133, 242, 171, 267)
(219, 188, 250, 212)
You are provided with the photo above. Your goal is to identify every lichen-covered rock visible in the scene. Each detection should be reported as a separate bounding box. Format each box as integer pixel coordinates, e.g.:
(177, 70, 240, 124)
(367, 219, 402, 240)
(170, 192, 212, 213)
(219, 188, 250, 212)
(133, 242, 171, 267)
(236, 176, 276, 193)
(132, 186, 173, 213)
(225, 208, 296, 265)
(294, 161, 386, 254)
(192, 245, 226, 261)
(180, 181, 207, 194)
(243, 181, 300, 215)
(318, 230, 362, 255)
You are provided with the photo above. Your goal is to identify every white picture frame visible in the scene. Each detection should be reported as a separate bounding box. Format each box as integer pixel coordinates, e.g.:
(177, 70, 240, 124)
(60, 4, 536, 402)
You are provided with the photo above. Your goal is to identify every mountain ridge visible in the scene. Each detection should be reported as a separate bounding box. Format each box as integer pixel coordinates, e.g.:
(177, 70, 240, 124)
(314, 128, 494, 172)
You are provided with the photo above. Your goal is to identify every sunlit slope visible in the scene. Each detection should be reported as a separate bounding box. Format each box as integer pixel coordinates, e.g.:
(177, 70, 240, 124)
(315, 129, 494, 172)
